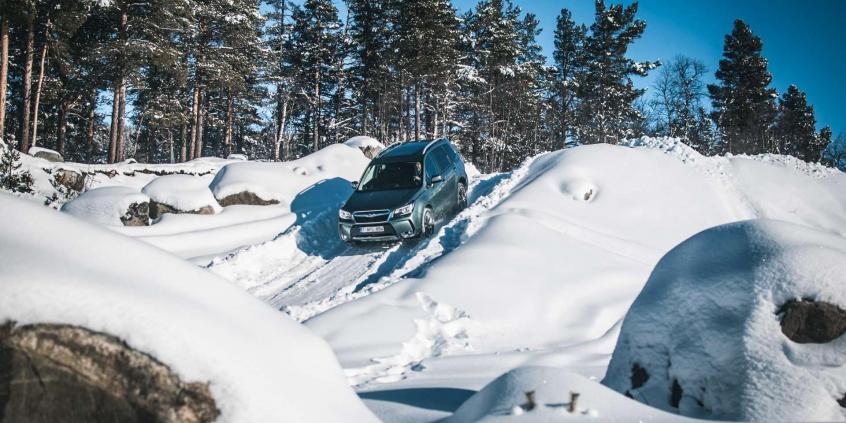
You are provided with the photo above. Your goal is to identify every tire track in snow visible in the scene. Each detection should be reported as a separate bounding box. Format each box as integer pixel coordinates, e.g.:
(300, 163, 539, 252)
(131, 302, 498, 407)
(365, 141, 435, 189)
(208, 155, 541, 323)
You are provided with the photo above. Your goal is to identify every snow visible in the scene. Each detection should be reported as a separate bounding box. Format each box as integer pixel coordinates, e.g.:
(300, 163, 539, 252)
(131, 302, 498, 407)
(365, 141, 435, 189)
(142, 174, 222, 214)
(447, 366, 701, 422)
(27, 146, 61, 158)
(344, 135, 385, 150)
(0, 193, 378, 422)
(227, 153, 248, 161)
(209, 144, 369, 205)
(60, 186, 150, 226)
(603, 219, 846, 422)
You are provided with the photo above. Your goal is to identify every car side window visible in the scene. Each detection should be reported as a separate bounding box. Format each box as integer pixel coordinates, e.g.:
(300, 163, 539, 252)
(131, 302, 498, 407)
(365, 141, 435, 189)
(425, 155, 440, 180)
(432, 146, 452, 172)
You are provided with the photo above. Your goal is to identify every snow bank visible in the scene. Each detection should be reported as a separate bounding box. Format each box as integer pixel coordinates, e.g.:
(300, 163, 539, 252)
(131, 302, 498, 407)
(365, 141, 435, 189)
(142, 174, 221, 214)
(307, 142, 846, 390)
(603, 219, 846, 422)
(60, 186, 150, 226)
(344, 135, 385, 150)
(448, 366, 701, 422)
(209, 144, 369, 205)
(0, 193, 377, 422)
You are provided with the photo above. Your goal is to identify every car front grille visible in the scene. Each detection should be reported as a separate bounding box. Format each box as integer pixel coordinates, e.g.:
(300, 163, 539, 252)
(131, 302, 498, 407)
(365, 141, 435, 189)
(353, 210, 390, 223)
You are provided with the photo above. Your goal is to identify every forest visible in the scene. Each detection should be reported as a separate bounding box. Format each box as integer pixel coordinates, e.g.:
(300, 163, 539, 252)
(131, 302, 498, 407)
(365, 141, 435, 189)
(0, 0, 842, 172)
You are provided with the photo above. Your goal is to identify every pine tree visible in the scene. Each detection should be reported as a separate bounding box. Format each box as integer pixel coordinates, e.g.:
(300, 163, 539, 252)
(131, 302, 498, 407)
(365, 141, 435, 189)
(708, 19, 777, 155)
(551, 8, 585, 150)
(348, 0, 393, 139)
(573, 0, 657, 145)
(821, 131, 845, 171)
(773, 84, 818, 161)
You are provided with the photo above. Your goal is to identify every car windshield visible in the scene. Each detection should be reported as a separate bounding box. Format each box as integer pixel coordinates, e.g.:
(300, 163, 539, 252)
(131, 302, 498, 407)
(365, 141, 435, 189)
(357, 161, 422, 192)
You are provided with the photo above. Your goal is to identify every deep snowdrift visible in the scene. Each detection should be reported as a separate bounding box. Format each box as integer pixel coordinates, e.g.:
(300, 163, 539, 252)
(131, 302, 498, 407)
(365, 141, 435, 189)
(603, 219, 846, 422)
(306, 140, 846, 394)
(60, 185, 150, 226)
(0, 193, 377, 422)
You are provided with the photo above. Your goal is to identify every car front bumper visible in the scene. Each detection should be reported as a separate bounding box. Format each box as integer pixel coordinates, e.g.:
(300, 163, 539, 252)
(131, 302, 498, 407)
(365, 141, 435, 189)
(338, 216, 418, 242)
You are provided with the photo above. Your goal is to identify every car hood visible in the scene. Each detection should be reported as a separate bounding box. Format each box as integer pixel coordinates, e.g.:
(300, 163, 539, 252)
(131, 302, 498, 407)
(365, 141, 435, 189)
(343, 188, 419, 212)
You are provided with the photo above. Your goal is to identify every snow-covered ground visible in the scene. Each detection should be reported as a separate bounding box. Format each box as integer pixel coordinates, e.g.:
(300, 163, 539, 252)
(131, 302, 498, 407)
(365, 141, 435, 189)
(5, 137, 845, 421)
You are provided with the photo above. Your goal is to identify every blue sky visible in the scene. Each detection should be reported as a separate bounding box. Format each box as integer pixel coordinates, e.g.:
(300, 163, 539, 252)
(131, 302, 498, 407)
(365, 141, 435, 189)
(451, 0, 845, 135)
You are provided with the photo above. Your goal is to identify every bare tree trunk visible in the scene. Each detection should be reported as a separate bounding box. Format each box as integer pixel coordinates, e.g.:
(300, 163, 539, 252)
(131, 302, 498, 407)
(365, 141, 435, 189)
(108, 8, 127, 163)
(188, 85, 199, 160)
(224, 88, 234, 157)
(116, 82, 127, 161)
(273, 99, 288, 161)
(56, 99, 68, 155)
(0, 16, 9, 140)
(194, 90, 205, 159)
(179, 121, 187, 162)
(313, 69, 320, 152)
(414, 81, 421, 141)
(31, 23, 49, 148)
(18, 16, 35, 152)
(86, 90, 96, 155)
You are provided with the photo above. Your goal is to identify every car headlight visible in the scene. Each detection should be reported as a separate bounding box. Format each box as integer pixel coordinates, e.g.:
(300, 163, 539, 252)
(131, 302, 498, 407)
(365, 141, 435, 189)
(339, 209, 352, 220)
(393, 203, 414, 216)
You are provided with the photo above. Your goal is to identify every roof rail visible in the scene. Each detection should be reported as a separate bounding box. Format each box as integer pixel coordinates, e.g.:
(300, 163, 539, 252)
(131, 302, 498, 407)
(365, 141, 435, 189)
(421, 139, 444, 155)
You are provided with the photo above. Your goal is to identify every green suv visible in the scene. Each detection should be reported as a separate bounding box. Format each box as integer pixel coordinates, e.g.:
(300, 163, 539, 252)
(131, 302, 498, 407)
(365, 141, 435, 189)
(339, 139, 469, 243)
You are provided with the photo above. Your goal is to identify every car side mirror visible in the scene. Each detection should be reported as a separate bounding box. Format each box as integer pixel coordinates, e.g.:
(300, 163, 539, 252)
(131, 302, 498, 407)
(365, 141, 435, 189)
(351, 181, 359, 189)
(429, 175, 443, 187)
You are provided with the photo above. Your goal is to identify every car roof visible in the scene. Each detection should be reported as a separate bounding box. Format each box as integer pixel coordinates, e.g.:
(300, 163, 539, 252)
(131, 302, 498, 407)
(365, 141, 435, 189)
(376, 139, 447, 162)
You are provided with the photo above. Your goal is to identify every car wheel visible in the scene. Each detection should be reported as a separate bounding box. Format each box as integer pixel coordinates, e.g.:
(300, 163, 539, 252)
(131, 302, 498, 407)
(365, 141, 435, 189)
(457, 182, 468, 210)
(421, 207, 435, 238)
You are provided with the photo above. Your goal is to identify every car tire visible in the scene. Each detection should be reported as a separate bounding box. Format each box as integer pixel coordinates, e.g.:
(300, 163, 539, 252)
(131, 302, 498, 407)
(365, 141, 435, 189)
(457, 182, 468, 210)
(421, 207, 435, 238)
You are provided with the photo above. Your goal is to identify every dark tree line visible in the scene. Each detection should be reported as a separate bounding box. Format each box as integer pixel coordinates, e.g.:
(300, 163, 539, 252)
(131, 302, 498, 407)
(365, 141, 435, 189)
(0, 1, 838, 172)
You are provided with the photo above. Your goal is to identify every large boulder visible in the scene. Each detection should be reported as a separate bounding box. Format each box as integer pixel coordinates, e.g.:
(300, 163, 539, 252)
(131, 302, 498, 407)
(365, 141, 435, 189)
(603, 219, 846, 422)
(0, 322, 218, 423)
(54, 169, 86, 191)
(29, 146, 64, 162)
(208, 144, 369, 207)
(60, 186, 150, 227)
(0, 193, 379, 422)
(141, 174, 221, 219)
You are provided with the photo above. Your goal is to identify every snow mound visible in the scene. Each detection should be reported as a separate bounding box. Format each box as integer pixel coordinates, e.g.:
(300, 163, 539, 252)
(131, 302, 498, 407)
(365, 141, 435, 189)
(28, 146, 63, 161)
(0, 193, 377, 422)
(344, 135, 385, 150)
(603, 219, 846, 422)
(209, 144, 369, 206)
(448, 366, 699, 422)
(142, 174, 221, 214)
(227, 153, 248, 161)
(60, 186, 150, 226)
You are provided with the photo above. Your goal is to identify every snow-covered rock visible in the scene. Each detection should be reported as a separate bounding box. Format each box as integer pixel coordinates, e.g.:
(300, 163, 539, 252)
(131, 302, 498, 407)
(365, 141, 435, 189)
(344, 136, 385, 158)
(448, 366, 700, 422)
(227, 153, 248, 161)
(61, 186, 151, 226)
(603, 219, 846, 422)
(142, 174, 221, 219)
(209, 144, 369, 207)
(0, 193, 378, 422)
(28, 146, 63, 162)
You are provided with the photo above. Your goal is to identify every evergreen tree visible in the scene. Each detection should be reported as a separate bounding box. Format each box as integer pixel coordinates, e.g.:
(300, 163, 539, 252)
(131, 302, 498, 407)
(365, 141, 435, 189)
(551, 8, 585, 149)
(707, 19, 777, 155)
(821, 131, 845, 171)
(347, 0, 393, 139)
(773, 84, 818, 161)
(573, 0, 657, 145)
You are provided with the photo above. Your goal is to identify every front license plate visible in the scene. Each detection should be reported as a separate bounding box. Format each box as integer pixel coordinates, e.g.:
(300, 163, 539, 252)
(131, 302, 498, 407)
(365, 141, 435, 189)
(360, 226, 384, 234)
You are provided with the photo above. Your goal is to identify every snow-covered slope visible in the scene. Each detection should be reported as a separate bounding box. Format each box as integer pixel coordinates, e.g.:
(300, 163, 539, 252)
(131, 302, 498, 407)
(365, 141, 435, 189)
(295, 139, 846, 420)
(0, 193, 377, 423)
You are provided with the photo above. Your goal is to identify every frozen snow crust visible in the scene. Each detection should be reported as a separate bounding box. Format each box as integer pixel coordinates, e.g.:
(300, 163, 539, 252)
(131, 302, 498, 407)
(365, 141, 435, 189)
(0, 193, 377, 422)
(603, 219, 846, 422)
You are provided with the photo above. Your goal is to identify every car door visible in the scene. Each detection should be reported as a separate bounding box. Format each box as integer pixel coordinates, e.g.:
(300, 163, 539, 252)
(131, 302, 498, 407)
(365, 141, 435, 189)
(424, 153, 448, 217)
(432, 146, 458, 212)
